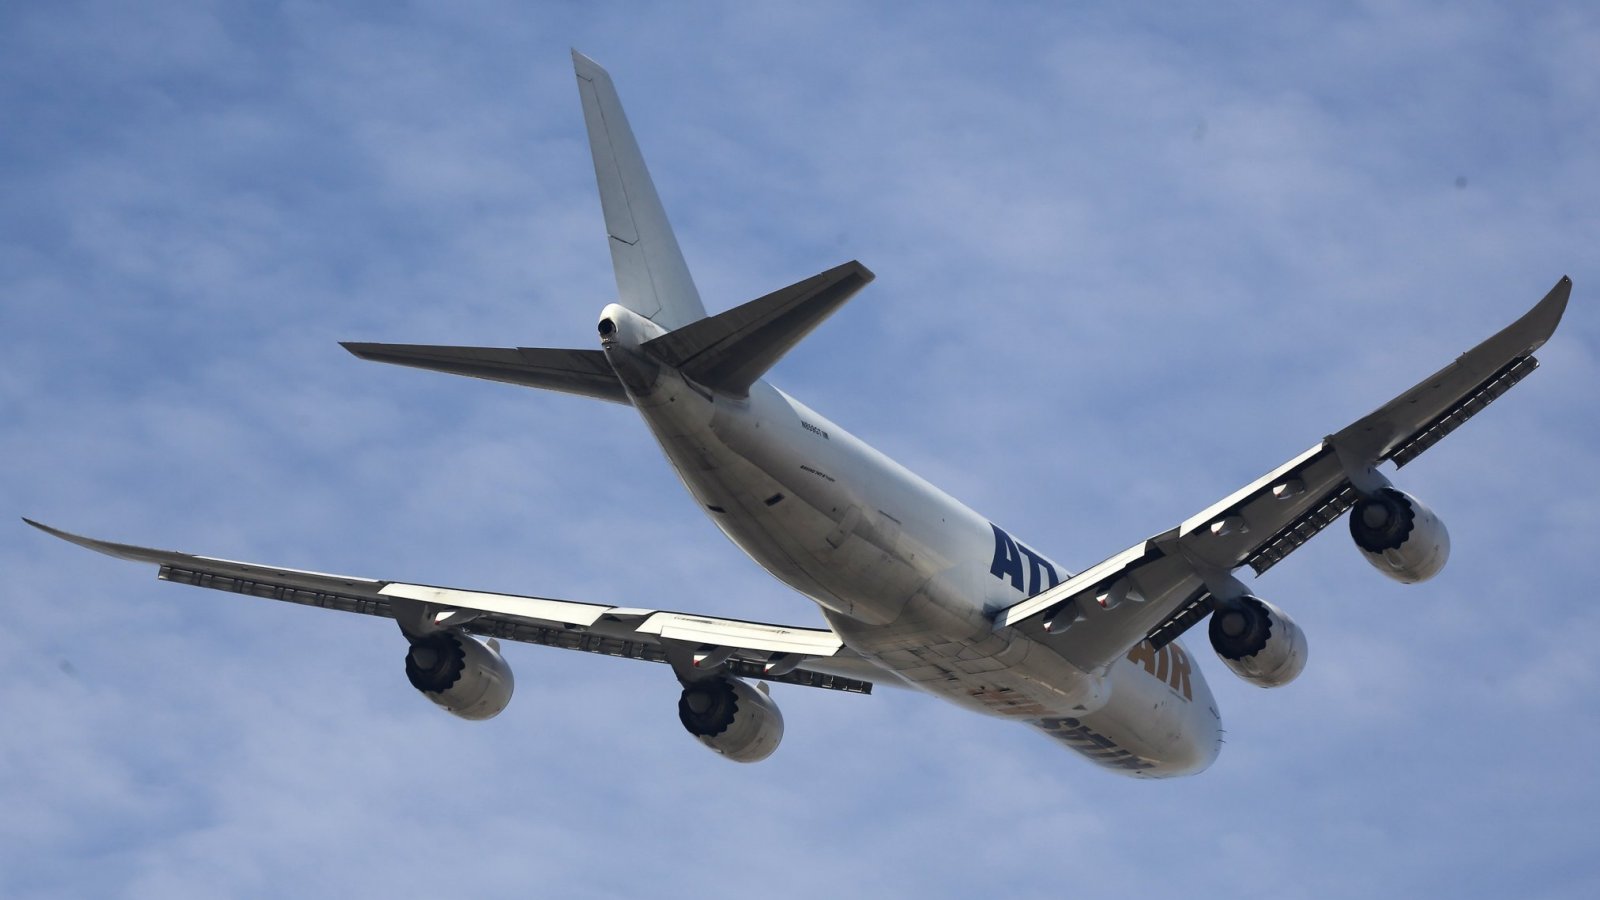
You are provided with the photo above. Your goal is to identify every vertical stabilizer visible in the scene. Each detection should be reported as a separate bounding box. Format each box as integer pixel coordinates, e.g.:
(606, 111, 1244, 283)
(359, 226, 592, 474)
(572, 51, 708, 330)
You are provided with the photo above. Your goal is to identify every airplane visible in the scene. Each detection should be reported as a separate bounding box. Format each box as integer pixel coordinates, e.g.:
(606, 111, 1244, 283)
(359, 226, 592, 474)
(26, 51, 1573, 778)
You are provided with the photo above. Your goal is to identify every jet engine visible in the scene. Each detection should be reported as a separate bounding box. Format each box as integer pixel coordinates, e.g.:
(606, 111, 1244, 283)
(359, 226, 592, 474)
(1208, 596, 1308, 688)
(1348, 487, 1450, 584)
(405, 630, 515, 720)
(677, 676, 784, 763)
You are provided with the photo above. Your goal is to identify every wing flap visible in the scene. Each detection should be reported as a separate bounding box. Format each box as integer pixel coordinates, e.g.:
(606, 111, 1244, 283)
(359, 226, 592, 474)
(380, 583, 615, 629)
(635, 612, 845, 657)
(1178, 442, 1353, 575)
(1388, 354, 1539, 468)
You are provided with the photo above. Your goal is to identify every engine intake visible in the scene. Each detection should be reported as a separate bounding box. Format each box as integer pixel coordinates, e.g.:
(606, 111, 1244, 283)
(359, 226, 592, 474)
(1349, 487, 1450, 583)
(678, 676, 784, 763)
(1208, 596, 1308, 688)
(405, 630, 515, 720)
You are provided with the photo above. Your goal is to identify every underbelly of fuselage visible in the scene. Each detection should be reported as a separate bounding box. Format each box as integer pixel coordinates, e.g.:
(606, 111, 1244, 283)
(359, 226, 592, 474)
(618, 361, 1221, 776)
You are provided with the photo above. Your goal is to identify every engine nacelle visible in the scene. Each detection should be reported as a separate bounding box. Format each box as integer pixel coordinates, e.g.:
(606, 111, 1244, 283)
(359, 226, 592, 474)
(1349, 487, 1450, 583)
(1208, 596, 1308, 688)
(405, 631, 515, 720)
(677, 676, 784, 763)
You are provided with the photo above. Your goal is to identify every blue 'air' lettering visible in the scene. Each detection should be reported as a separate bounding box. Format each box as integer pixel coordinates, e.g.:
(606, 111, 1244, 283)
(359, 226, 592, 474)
(989, 524, 1061, 596)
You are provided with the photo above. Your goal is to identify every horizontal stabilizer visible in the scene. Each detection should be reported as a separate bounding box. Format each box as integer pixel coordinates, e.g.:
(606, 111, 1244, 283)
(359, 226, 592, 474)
(341, 343, 629, 404)
(644, 260, 874, 396)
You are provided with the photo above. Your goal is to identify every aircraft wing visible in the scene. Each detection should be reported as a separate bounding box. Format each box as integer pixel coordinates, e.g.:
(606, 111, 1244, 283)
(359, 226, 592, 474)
(998, 276, 1571, 673)
(23, 519, 879, 693)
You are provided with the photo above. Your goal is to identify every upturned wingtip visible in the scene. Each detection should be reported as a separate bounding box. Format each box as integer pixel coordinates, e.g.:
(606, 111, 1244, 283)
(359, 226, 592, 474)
(21, 517, 97, 550)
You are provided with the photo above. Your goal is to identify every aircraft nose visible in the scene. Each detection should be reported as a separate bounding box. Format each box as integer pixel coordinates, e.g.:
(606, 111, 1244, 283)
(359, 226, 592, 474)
(1136, 715, 1221, 778)
(1180, 704, 1224, 776)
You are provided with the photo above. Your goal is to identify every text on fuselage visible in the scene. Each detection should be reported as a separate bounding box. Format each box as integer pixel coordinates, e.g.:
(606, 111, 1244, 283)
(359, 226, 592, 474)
(1126, 640, 1192, 701)
(990, 524, 1061, 596)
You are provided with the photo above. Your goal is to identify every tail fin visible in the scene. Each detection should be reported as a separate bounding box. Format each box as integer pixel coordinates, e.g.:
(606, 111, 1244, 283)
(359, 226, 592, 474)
(573, 51, 708, 331)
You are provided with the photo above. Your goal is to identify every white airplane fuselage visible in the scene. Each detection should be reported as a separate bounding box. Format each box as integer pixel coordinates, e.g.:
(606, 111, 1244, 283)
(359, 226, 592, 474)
(601, 303, 1222, 777)
(27, 51, 1567, 784)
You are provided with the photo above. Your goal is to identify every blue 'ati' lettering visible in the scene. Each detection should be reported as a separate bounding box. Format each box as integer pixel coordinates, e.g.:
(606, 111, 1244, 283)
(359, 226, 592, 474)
(990, 524, 1061, 596)
(990, 523, 1025, 591)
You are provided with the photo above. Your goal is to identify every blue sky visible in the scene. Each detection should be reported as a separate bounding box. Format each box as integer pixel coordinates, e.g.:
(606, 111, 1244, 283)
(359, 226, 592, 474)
(4, 1, 1597, 897)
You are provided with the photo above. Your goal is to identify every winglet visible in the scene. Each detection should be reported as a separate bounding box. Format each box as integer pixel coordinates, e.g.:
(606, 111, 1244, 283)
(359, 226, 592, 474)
(1511, 274, 1571, 357)
(642, 260, 874, 396)
(1333, 274, 1574, 465)
(23, 517, 165, 564)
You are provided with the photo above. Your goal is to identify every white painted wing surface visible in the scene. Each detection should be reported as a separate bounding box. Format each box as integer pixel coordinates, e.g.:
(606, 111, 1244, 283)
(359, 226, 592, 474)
(23, 519, 878, 693)
(999, 277, 1572, 673)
